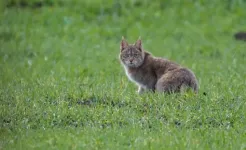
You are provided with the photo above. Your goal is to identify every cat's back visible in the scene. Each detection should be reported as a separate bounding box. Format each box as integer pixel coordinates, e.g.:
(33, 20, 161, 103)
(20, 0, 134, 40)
(128, 52, 180, 77)
(150, 55, 181, 78)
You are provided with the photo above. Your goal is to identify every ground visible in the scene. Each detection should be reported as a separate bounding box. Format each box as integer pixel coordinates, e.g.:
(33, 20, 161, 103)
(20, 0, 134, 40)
(0, 0, 246, 149)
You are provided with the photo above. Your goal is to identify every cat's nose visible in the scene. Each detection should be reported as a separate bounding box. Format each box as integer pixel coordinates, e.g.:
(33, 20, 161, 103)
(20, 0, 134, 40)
(129, 58, 134, 62)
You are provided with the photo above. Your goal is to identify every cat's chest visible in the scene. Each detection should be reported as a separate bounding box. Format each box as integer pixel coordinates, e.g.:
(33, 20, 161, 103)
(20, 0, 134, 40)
(126, 69, 139, 80)
(125, 68, 150, 84)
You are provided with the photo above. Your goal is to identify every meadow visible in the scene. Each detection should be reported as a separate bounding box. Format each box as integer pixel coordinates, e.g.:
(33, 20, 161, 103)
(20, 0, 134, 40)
(0, 0, 246, 149)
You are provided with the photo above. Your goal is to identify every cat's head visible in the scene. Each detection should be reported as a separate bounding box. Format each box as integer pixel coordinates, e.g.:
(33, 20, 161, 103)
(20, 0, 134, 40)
(119, 37, 145, 68)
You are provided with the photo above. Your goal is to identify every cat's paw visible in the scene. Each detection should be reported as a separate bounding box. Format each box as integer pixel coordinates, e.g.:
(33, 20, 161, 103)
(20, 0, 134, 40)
(137, 87, 145, 94)
(137, 91, 143, 95)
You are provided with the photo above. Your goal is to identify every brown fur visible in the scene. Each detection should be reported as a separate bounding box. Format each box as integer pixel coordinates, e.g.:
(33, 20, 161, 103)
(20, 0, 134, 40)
(119, 37, 198, 94)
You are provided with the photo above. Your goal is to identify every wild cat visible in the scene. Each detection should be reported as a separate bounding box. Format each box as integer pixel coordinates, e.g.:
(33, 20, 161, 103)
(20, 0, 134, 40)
(119, 37, 198, 94)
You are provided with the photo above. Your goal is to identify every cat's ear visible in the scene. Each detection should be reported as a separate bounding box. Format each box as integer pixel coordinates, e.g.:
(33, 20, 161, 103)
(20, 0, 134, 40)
(135, 36, 142, 51)
(120, 36, 128, 51)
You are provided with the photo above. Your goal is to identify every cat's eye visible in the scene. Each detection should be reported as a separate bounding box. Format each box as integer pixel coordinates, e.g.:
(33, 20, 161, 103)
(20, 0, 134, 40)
(123, 54, 129, 58)
(133, 54, 138, 57)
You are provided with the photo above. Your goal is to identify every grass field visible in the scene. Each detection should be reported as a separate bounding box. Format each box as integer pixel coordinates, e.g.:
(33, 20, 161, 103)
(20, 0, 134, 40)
(1, 0, 246, 149)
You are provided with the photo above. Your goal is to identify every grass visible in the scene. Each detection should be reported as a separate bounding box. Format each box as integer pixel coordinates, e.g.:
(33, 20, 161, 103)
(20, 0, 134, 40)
(1, 0, 246, 149)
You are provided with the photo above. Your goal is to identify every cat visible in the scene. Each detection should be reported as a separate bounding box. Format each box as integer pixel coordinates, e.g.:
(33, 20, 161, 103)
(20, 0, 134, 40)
(119, 37, 198, 94)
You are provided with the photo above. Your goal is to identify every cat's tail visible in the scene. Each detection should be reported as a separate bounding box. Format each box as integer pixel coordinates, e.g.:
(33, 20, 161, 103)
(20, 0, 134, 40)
(190, 78, 199, 94)
(180, 80, 198, 94)
(184, 68, 199, 94)
(183, 68, 199, 94)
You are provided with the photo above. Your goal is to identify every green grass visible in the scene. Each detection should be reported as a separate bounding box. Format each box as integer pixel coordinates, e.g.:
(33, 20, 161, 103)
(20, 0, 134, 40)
(1, 0, 246, 149)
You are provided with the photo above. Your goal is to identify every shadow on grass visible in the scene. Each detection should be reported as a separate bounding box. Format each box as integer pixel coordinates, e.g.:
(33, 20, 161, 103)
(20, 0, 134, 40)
(0, 31, 14, 41)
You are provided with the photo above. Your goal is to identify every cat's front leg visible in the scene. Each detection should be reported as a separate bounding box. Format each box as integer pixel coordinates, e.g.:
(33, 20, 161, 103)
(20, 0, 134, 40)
(138, 86, 145, 94)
